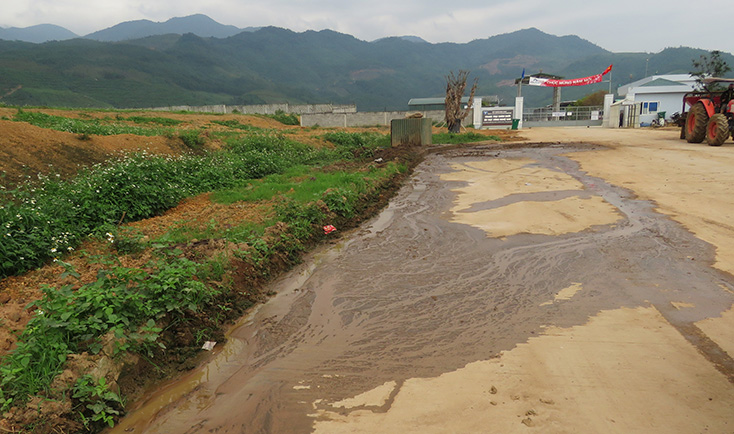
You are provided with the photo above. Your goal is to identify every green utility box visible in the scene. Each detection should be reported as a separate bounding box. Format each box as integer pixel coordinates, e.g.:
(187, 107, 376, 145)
(391, 118, 432, 147)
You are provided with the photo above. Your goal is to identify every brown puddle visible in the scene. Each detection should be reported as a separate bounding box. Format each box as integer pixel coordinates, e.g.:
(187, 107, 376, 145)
(111, 144, 734, 433)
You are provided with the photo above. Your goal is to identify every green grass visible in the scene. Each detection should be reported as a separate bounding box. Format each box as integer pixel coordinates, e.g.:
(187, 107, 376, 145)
(0, 256, 217, 415)
(157, 220, 270, 245)
(261, 110, 299, 126)
(124, 116, 183, 126)
(432, 132, 501, 144)
(0, 132, 390, 278)
(13, 110, 172, 137)
(210, 119, 263, 132)
(211, 165, 397, 205)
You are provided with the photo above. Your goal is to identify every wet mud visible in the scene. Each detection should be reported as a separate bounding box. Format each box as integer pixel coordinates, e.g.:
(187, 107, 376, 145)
(112, 144, 734, 433)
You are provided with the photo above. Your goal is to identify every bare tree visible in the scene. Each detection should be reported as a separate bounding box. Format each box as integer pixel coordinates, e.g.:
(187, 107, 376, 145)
(445, 70, 478, 133)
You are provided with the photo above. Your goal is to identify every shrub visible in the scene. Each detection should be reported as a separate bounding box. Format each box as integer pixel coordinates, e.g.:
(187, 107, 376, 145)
(267, 110, 300, 126)
(0, 257, 217, 412)
(178, 130, 206, 149)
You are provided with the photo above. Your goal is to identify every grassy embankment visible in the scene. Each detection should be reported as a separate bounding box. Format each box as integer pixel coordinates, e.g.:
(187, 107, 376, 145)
(0, 109, 496, 432)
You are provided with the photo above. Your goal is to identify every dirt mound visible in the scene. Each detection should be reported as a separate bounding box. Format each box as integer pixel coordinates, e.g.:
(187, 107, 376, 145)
(0, 119, 192, 187)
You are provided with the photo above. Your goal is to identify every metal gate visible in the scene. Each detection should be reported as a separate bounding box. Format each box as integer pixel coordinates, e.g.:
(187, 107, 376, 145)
(522, 106, 604, 127)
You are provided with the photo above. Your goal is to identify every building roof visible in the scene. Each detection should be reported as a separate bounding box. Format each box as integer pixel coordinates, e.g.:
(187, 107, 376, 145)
(640, 78, 686, 87)
(618, 74, 696, 96)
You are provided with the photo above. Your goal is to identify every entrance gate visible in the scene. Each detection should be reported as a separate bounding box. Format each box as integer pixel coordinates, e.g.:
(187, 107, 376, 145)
(522, 105, 604, 127)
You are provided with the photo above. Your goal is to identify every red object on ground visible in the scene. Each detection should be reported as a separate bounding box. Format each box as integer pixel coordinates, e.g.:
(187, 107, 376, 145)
(323, 225, 337, 235)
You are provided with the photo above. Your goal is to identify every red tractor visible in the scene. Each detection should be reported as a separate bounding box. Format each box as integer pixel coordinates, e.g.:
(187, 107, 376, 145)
(680, 78, 734, 146)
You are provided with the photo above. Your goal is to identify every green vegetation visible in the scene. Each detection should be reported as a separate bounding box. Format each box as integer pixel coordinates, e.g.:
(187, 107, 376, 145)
(0, 131, 360, 278)
(73, 375, 125, 430)
(0, 256, 213, 415)
(3, 28, 729, 111)
(571, 90, 608, 107)
(13, 110, 174, 136)
(691, 50, 732, 92)
(322, 131, 390, 158)
(263, 110, 299, 126)
(432, 132, 500, 144)
(124, 116, 183, 126)
(210, 119, 262, 131)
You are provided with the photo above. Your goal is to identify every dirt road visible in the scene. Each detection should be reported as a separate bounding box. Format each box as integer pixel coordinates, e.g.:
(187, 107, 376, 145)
(112, 127, 734, 433)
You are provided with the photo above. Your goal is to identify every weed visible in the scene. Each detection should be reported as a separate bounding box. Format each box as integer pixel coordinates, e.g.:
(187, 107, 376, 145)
(72, 375, 124, 429)
(125, 116, 182, 126)
(210, 119, 261, 131)
(0, 257, 217, 411)
(322, 132, 389, 159)
(263, 110, 299, 126)
(178, 130, 206, 149)
(12, 111, 172, 137)
(432, 132, 500, 144)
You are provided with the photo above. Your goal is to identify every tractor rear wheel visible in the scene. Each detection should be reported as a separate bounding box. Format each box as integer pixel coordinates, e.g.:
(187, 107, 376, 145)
(686, 103, 708, 143)
(706, 113, 730, 146)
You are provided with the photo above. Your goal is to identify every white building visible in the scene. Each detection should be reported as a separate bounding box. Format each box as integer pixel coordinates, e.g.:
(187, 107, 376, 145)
(617, 74, 697, 126)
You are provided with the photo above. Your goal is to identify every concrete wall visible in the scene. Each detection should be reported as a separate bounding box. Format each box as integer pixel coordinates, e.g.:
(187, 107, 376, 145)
(301, 109, 452, 128)
(630, 93, 684, 125)
(148, 103, 357, 115)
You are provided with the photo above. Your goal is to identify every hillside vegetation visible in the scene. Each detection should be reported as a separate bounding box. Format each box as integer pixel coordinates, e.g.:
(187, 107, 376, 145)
(1, 27, 730, 110)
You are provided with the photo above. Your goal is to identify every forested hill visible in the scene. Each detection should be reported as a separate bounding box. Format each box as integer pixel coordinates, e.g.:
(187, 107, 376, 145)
(0, 26, 730, 110)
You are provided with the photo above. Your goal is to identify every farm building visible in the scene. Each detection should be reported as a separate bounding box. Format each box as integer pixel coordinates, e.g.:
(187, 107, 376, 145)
(617, 74, 697, 126)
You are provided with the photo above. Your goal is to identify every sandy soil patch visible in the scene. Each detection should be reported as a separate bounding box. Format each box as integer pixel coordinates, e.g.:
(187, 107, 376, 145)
(312, 306, 734, 434)
(440, 157, 621, 237)
(696, 306, 734, 358)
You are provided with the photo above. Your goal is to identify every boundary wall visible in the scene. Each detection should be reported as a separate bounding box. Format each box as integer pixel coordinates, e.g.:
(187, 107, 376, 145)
(148, 103, 356, 115)
(301, 110, 454, 128)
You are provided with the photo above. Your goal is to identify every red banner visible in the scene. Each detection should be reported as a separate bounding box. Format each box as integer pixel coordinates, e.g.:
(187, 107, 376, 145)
(528, 65, 612, 87)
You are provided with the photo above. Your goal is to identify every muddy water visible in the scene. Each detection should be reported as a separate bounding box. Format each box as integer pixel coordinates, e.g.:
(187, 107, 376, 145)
(112, 144, 734, 433)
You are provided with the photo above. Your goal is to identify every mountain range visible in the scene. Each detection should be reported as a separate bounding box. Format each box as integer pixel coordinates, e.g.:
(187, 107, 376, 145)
(0, 15, 732, 110)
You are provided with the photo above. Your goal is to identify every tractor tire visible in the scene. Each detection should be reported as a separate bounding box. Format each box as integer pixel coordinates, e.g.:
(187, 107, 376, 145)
(686, 103, 708, 143)
(706, 113, 730, 146)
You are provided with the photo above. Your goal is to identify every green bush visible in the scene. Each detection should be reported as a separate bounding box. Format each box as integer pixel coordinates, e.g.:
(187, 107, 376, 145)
(0, 130, 376, 278)
(322, 132, 390, 159)
(0, 257, 216, 412)
(13, 110, 170, 137)
(432, 132, 500, 144)
(266, 110, 299, 126)
(178, 130, 206, 149)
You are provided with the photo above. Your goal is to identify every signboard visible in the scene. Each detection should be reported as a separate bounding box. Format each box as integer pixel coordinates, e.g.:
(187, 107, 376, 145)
(482, 109, 514, 126)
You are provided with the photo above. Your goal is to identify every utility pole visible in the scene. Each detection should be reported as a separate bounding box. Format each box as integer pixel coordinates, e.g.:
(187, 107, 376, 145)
(609, 68, 613, 94)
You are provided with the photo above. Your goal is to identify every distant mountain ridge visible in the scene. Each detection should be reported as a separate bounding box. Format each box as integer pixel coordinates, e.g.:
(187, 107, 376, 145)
(84, 14, 259, 41)
(0, 24, 78, 43)
(0, 22, 731, 111)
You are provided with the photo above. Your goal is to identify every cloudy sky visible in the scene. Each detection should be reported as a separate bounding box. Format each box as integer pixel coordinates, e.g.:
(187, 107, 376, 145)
(2, 0, 733, 54)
